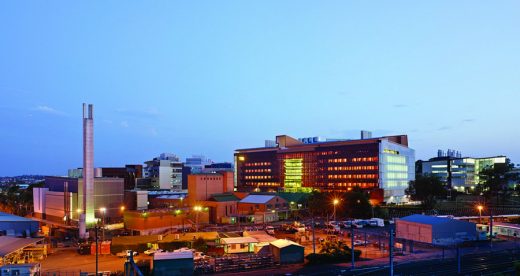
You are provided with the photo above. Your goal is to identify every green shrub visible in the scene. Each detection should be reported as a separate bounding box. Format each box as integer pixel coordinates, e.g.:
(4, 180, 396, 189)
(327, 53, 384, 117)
(306, 240, 361, 264)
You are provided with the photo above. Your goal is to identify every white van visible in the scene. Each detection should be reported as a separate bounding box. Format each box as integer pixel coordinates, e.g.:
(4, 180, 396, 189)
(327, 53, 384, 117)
(369, 218, 385, 227)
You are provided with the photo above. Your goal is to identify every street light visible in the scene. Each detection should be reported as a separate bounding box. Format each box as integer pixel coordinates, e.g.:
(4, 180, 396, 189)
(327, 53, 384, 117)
(100, 207, 106, 241)
(333, 199, 339, 222)
(477, 205, 483, 224)
(193, 206, 203, 232)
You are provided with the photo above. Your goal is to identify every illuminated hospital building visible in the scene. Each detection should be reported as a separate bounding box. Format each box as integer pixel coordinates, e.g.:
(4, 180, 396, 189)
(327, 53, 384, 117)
(235, 132, 415, 203)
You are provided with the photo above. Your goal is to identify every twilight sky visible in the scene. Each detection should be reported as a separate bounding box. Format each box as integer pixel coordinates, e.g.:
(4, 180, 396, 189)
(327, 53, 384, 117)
(1, 1, 519, 176)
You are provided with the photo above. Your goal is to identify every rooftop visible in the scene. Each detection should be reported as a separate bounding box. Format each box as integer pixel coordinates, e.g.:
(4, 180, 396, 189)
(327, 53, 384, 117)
(236, 134, 409, 153)
(160, 232, 220, 243)
(0, 237, 44, 257)
(0, 212, 37, 223)
(240, 195, 276, 204)
(154, 251, 193, 260)
(209, 193, 240, 202)
(399, 214, 471, 225)
(270, 239, 304, 249)
(243, 231, 277, 243)
(221, 237, 258, 244)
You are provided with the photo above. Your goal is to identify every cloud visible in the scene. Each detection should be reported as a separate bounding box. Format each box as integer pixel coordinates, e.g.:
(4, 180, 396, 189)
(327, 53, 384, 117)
(35, 105, 67, 116)
(437, 126, 452, 131)
(393, 104, 408, 108)
(120, 121, 129, 128)
(462, 118, 475, 123)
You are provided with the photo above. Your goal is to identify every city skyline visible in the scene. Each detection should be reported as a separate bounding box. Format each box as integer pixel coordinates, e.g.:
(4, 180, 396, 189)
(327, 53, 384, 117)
(1, 1, 520, 176)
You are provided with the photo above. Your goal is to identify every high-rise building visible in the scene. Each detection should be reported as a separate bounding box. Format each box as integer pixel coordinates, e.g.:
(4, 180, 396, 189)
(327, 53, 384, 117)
(419, 150, 507, 192)
(144, 153, 183, 191)
(235, 133, 415, 203)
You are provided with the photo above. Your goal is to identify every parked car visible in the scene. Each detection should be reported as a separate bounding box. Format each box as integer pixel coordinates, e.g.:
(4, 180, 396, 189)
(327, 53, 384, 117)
(324, 224, 340, 233)
(77, 244, 90, 255)
(353, 240, 369, 246)
(266, 226, 275, 235)
(144, 248, 164, 256)
(368, 218, 385, 227)
(340, 221, 352, 229)
(117, 250, 138, 258)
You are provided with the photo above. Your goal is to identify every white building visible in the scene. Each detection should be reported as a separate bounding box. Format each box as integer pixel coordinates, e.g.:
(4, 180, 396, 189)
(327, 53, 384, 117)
(144, 153, 183, 191)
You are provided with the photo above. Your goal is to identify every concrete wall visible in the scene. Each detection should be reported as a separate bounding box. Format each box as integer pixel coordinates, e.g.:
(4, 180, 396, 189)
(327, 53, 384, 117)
(187, 173, 233, 204)
(0, 219, 39, 237)
(271, 245, 304, 264)
(153, 258, 194, 276)
(395, 219, 432, 243)
(432, 220, 477, 244)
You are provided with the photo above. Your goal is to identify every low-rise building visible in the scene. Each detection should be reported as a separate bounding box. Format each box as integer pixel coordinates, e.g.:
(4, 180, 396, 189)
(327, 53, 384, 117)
(396, 214, 477, 245)
(204, 193, 240, 224)
(33, 176, 124, 224)
(0, 212, 39, 237)
(269, 239, 305, 264)
(238, 194, 288, 223)
(0, 263, 41, 276)
(153, 251, 194, 276)
(220, 237, 258, 254)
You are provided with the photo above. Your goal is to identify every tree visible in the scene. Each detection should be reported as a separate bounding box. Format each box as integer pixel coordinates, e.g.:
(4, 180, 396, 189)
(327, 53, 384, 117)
(192, 237, 208, 253)
(478, 159, 517, 201)
(406, 174, 446, 209)
(341, 188, 372, 219)
(306, 240, 361, 264)
(307, 190, 328, 217)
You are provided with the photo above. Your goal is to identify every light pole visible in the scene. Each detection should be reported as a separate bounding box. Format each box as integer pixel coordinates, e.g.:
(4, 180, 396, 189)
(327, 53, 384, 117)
(100, 207, 106, 241)
(477, 205, 483, 224)
(333, 199, 339, 222)
(194, 206, 202, 232)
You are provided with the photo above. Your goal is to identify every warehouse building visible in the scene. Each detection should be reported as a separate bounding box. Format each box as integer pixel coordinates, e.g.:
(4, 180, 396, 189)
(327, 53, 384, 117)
(0, 212, 39, 237)
(396, 214, 477, 245)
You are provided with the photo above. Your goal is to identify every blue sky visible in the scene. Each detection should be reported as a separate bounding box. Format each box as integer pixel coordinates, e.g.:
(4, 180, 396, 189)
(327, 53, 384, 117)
(1, 1, 519, 176)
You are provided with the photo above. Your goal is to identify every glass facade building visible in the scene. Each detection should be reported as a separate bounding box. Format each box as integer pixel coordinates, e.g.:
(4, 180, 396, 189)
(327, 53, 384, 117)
(235, 134, 415, 203)
(421, 155, 507, 192)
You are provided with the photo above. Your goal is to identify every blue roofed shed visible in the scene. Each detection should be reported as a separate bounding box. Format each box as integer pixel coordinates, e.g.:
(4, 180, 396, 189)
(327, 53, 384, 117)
(396, 214, 477, 245)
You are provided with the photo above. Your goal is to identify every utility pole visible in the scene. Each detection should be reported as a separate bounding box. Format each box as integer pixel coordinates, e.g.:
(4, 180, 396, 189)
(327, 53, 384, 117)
(95, 226, 99, 276)
(389, 227, 394, 276)
(351, 227, 355, 269)
(311, 216, 316, 254)
(490, 213, 494, 248)
(456, 246, 461, 274)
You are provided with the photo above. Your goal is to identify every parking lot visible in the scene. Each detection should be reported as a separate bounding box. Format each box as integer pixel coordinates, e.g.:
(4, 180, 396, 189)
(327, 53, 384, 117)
(40, 248, 152, 274)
